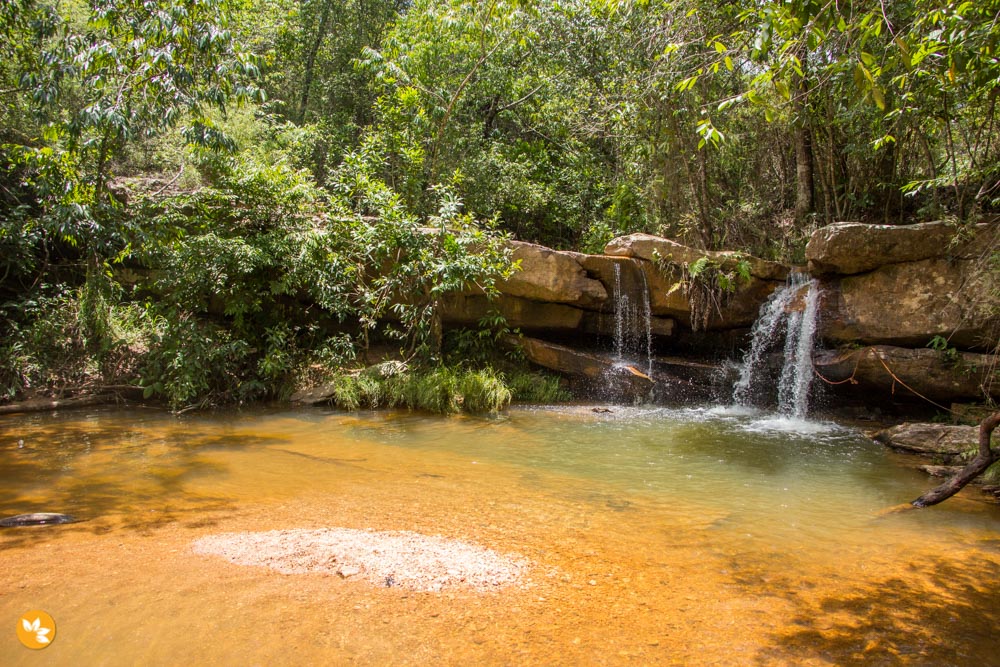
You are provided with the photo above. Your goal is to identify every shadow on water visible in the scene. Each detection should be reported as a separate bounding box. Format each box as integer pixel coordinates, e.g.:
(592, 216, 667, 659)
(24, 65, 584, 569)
(751, 554, 1000, 665)
(0, 421, 252, 549)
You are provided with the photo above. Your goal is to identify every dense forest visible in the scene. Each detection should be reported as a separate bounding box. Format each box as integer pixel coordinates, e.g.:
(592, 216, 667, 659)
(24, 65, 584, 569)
(2, 0, 999, 409)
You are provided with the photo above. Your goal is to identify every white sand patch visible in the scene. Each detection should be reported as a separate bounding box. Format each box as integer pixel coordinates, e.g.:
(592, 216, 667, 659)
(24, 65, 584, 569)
(192, 528, 529, 592)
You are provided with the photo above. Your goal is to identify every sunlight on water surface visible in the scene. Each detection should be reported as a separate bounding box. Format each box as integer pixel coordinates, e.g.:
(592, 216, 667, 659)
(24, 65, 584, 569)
(1, 405, 998, 665)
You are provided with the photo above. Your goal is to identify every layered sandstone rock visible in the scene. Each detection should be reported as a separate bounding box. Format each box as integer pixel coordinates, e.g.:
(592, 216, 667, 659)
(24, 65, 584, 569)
(808, 221, 999, 351)
(805, 221, 981, 276)
(813, 345, 1000, 403)
(497, 241, 607, 308)
(818, 258, 995, 349)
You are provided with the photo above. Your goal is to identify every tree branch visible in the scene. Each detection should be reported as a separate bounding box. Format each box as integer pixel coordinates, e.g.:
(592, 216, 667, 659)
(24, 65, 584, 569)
(911, 411, 1000, 507)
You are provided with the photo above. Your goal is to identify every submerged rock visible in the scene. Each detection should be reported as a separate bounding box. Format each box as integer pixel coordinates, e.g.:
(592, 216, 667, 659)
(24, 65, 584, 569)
(0, 512, 77, 527)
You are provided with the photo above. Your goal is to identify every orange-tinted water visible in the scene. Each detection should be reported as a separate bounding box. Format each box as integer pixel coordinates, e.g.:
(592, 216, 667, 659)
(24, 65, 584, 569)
(1, 406, 998, 665)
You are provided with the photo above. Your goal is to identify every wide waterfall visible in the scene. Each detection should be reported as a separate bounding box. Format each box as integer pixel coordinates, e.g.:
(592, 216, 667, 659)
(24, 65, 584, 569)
(732, 273, 821, 417)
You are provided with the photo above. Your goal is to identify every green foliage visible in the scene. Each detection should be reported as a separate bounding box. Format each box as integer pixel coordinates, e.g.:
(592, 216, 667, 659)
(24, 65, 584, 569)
(928, 334, 961, 365)
(5, 0, 1000, 411)
(326, 365, 514, 414)
(579, 221, 619, 256)
(663, 252, 753, 331)
(506, 369, 572, 404)
(0, 283, 156, 400)
(984, 461, 1000, 485)
(2, 0, 263, 264)
(140, 312, 256, 408)
(121, 119, 514, 408)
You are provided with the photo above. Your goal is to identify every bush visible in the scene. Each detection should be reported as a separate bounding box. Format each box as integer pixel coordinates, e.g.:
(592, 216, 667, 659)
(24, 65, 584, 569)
(323, 365, 517, 414)
(505, 370, 571, 404)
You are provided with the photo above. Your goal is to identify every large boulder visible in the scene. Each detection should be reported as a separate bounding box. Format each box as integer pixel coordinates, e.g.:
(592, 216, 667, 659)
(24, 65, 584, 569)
(873, 422, 978, 458)
(813, 345, 1000, 403)
(605, 233, 789, 281)
(497, 241, 607, 308)
(805, 221, 982, 276)
(566, 252, 693, 321)
(817, 258, 997, 350)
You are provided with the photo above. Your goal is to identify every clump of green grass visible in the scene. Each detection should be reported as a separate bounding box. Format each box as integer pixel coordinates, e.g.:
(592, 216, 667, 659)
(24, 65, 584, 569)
(458, 368, 513, 413)
(326, 365, 516, 414)
(505, 370, 571, 404)
(386, 367, 461, 413)
(329, 372, 383, 410)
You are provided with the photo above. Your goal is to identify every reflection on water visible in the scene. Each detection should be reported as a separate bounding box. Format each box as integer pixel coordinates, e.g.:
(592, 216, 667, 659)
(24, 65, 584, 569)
(1, 405, 998, 665)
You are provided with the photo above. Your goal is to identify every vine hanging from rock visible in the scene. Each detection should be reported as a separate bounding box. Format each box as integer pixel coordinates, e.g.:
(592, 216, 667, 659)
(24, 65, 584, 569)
(659, 253, 753, 332)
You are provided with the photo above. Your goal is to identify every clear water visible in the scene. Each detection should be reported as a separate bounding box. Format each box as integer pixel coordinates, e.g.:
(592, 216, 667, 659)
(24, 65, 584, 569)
(1, 406, 998, 665)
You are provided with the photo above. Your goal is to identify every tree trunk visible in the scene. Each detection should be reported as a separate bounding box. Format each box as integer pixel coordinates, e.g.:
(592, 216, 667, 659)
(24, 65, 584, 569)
(793, 64, 814, 225)
(911, 412, 1000, 507)
(296, 0, 332, 124)
(695, 148, 714, 247)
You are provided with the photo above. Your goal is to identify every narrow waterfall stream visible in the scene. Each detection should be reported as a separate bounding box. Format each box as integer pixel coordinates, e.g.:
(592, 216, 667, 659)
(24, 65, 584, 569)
(611, 260, 654, 378)
(777, 275, 821, 417)
(733, 273, 821, 417)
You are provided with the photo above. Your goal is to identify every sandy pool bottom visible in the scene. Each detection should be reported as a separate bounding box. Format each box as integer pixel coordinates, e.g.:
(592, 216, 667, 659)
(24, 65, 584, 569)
(2, 437, 999, 665)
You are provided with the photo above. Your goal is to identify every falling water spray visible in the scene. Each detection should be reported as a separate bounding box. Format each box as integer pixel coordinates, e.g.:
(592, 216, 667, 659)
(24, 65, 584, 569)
(733, 273, 820, 417)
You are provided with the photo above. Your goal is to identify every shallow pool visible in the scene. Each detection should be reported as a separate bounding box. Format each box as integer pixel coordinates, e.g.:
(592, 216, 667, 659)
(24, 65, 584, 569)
(2, 405, 998, 664)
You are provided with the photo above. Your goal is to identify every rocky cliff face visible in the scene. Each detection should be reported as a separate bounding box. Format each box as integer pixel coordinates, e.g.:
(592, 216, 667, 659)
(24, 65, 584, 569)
(439, 222, 998, 410)
(441, 235, 787, 336)
(807, 220, 999, 406)
(807, 221, 998, 351)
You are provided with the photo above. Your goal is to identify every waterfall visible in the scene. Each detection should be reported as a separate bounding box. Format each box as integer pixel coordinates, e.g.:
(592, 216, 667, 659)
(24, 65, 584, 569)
(732, 273, 820, 417)
(639, 268, 654, 378)
(611, 260, 654, 377)
(613, 263, 626, 360)
(777, 278, 820, 417)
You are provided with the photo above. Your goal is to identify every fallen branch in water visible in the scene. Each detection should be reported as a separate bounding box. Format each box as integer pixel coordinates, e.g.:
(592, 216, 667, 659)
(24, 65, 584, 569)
(911, 411, 1000, 507)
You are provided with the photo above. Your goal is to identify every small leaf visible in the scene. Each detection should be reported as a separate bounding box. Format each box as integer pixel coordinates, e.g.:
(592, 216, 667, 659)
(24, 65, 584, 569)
(22, 619, 32, 632)
(36, 634, 50, 644)
(871, 86, 885, 110)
